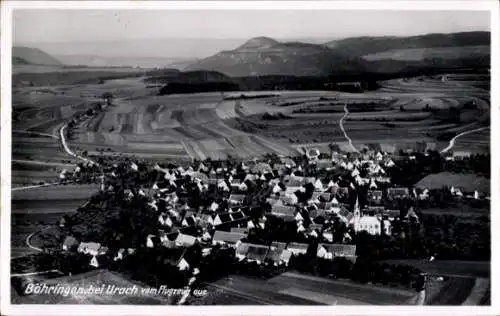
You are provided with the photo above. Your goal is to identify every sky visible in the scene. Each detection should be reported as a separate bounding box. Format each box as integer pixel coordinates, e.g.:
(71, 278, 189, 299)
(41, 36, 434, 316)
(13, 9, 491, 58)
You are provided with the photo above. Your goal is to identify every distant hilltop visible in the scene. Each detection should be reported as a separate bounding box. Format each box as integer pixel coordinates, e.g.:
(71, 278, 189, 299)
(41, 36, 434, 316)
(325, 31, 490, 56)
(12, 46, 62, 66)
(185, 31, 490, 77)
(185, 36, 369, 77)
(12, 31, 490, 75)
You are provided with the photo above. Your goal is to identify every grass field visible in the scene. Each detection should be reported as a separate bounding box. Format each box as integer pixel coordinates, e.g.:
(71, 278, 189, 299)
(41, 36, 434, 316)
(10, 184, 98, 259)
(198, 272, 416, 305)
(11, 184, 100, 201)
(363, 45, 490, 62)
(382, 260, 490, 279)
(11, 70, 490, 164)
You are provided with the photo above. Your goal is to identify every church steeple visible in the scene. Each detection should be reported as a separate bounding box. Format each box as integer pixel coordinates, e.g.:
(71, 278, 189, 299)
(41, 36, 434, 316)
(353, 193, 361, 233)
(354, 194, 360, 217)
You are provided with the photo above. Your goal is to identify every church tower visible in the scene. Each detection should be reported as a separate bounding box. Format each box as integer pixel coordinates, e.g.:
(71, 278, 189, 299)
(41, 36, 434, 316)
(353, 194, 361, 233)
(100, 175, 105, 192)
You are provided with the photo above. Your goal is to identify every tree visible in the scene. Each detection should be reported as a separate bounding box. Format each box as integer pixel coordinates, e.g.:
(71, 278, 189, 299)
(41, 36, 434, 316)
(328, 143, 340, 157)
(102, 92, 113, 105)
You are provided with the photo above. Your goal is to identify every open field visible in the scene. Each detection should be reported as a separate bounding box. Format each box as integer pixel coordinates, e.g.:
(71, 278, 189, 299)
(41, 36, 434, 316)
(12, 70, 489, 164)
(418, 205, 489, 218)
(416, 172, 490, 193)
(362, 45, 490, 62)
(10, 184, 99, 259)
(449, 127, 490, 153)
(425, 276, 477, 305)
(11, 140, 78, 186)
(198, 272, 416, 305)
(11, 184, 99, 201)
(382, 260, 489, 279)
(13, 65, 148, 74)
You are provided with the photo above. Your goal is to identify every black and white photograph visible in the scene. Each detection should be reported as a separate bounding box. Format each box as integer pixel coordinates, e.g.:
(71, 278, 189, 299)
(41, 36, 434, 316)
(0, 1, 498, 315)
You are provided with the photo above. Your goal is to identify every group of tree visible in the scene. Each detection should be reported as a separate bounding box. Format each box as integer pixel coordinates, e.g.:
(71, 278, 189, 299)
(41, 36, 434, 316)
(288, 253, 421, 290)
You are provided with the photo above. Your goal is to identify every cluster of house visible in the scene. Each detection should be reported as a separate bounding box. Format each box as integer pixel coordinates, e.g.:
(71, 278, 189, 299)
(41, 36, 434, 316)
(62, 147, 480, 272)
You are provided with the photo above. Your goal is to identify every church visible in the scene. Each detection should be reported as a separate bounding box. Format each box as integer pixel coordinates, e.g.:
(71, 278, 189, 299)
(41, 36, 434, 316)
(351, 195, 391, 236)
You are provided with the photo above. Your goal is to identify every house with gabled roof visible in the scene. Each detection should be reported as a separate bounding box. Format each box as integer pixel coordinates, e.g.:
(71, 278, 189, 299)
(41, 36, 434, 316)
(245, 244, 270, 264)
(284, 175, 306, 187)
(146, 235, 160, 248)
(235, 242, 269, 264)
(90, 256, 100, 268)
(265, 248, 292, 266)
(158, 213, 175, 228)
(281, 192, 299, 205)
(175, 233, 197, 247)
(271, 241, 288, 250)
(161, 248, 191, 271)
(315, 159, 333, 170)
(316, 201, 333, 212)
(160, 230, 178, 248)
(217, 180, 230, 192)
(213, 212, 233, 226)
(230, 210, 246, 221)
(286, 242, 310, 256)
(383, 209, 401, 220)
(387, 187, 410, 199)
(404, 207, 419, 223)
(77, 242, 104, 256)
(280, 157, 297, 168)
(182, 215, 197, 227)
(367, 190, 383, 205)
(228, 194, 246, 206)
(231, 227, 249, 234)
(308, 223, 323, 232)
(62, 236, 79, 251)
(319, 192, 333, 203)
(364, 206, 385, 216)
(251, 162, 273, 174)
(266, 196, 280, 206)
(317, 243, 357, 263)
(270, 205, 296, 218)
(244, 174, 259, 182)
(310, 191, 322, 204)
(336, 205, 354, 224)
(212, 230, 247, 245)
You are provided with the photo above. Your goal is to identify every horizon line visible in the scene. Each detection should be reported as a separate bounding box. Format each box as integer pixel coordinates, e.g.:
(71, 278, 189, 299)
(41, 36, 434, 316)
(14, 29, 491, 45)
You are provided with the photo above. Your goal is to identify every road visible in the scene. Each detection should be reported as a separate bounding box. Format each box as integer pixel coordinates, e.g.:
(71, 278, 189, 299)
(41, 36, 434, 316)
(11, 270, 61, 278)
(12, 159, 75, 168)
(25, 225, 54, 253)
(12, 130, 59, 139)
(339, 103, 360, 153)
(440, 126, 489, 153)
(60, 124, 99, 166)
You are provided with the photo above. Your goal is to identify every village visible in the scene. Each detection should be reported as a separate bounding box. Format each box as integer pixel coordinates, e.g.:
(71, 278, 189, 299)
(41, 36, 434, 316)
(46, 144, 490, 303)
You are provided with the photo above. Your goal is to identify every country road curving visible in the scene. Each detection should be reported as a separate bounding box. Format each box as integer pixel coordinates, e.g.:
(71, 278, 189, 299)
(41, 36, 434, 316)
(440, 126, 489, 153)
(12, 130, 59, 139)
(339, 103, 360, 153)
(60, 125, 99, 166)
(25, 226, 51, 252)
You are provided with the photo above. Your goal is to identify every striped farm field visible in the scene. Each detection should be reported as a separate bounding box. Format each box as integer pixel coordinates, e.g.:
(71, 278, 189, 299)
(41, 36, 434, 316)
(11, 184, 100, 201)
(363, 45, 489, 62)
(127, 141, 187, 154)
(13, 71, 489, 164)
(12, 136, 77, 164)
(346, 111, 431, 121)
